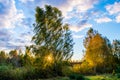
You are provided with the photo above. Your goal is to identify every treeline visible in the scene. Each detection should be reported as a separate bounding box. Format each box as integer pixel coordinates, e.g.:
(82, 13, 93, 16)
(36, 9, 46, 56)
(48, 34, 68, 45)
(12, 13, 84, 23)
(73, 28, 120, 75)
(0, 47, 72, 80)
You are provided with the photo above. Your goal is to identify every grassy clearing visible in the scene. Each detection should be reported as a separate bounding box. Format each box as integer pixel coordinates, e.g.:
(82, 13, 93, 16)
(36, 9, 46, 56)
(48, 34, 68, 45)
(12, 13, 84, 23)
(86, 74, 120, 80)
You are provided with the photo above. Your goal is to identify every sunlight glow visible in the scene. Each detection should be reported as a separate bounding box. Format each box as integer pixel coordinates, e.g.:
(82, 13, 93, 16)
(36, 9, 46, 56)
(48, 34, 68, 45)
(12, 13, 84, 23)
(45, 54, 53, 63)
(47, 55, 52, 61)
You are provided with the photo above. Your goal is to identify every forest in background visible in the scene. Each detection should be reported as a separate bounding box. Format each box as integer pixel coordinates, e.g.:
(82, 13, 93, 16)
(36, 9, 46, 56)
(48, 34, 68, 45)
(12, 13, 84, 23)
(0, 5, 120, 80)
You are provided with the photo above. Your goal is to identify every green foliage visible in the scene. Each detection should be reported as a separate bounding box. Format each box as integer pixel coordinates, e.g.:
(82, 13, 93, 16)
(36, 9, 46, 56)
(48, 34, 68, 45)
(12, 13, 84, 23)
(9, 50, 18, 57)
(62, 66, 72, 76)
(0, 65, 27, 80)
(116, 65, 120, 73)
(69, 73, 76, 79)
(76, 75, 85, 80)
(22, 46, 34, 66)
(68, 73, 85, 80)
(24, 67, 36, 79)
(116, 73, 120, 78)
(112, 70, 115, 75)
(0, 65, 13, 80)
(10, 68, 27, 80)
(0, 51, 7, 64)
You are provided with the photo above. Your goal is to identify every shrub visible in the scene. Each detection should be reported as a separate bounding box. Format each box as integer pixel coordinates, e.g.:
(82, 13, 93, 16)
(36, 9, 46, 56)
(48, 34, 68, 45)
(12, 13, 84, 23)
(11, 68, 27, 80)
(76, 74, 85, 80)
(116, 65, 120, 73)
(112, 70, 115, 75)
(24, 66, 37, 79)
(0, 65, 28, 80)
(25, 66, 55, 79)
(68, 73, 85, 80)
(69, 73, 76, 79)
(78, 61, 94, 75)
(0, 65, 13, 80)
(116, 73, 120, 78)
(62, 66, 72, 76)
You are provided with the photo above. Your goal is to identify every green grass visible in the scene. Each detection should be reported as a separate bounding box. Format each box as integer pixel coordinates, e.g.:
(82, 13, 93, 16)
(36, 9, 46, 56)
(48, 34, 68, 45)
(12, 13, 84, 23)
(38, 77, 69, 80)
(86, 74, 120, 80)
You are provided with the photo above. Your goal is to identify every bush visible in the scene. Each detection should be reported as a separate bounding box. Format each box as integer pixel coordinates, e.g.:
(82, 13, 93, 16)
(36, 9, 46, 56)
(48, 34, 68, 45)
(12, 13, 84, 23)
(25, 66, 55, 79)
(62, 66, 72, 76)
(0, 65, 28, 80)
(78, 61, 94, 75)
(0, 65, 13, 80)
(11, 68, 27, 80)
(68, 73, 85, 80)
(69, 73, 76, 79)
(76, 74, 85, 80)
(24, 67, 36, 79)
(116, 65, 120, 73)
(116, 73, 120, 78)
(112, 70, 115, 75)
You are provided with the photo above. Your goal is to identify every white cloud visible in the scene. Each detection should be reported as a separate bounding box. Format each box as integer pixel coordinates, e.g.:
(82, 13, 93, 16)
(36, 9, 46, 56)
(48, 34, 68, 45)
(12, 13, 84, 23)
(59, 0, 98, 18)
(95, 17, 112, 23)
(57, 0, 96, 32)
(0, 0, 24, 29)
(8, 33, 33, 49)
(0, 0, 33, 51)
(19, 0, 34, 3)
(116, 14, 120, 23)
(106, 2, 120, 23)
(70, 23, 92, 32)
(106, 2, 120, 15)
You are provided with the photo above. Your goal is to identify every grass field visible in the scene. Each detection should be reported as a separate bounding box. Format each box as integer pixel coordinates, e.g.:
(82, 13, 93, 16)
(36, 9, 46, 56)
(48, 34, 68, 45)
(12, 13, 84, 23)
(38, 74, 120, 80)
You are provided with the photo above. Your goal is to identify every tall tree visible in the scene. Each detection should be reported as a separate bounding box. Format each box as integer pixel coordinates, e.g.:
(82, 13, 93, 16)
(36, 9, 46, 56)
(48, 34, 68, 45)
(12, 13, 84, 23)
(84, 28, 113, 73)
(32, 5, 74, 62)
(0, 51, 7, 64)
(22, 46, 34, 67)
(83, 28, 97, 49)
(9, 50, 21, 67)
(112, 40, 120, 70)
(112, 40, 120, 59)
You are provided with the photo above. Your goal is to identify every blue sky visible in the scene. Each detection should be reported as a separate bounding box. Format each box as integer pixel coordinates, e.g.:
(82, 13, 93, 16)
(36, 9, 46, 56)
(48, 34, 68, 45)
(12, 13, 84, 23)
(0, 0, 120, 60)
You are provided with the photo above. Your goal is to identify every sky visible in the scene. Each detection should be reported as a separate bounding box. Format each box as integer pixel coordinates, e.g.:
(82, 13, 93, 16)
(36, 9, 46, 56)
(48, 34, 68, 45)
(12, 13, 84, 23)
(0, 0, 120, 60)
